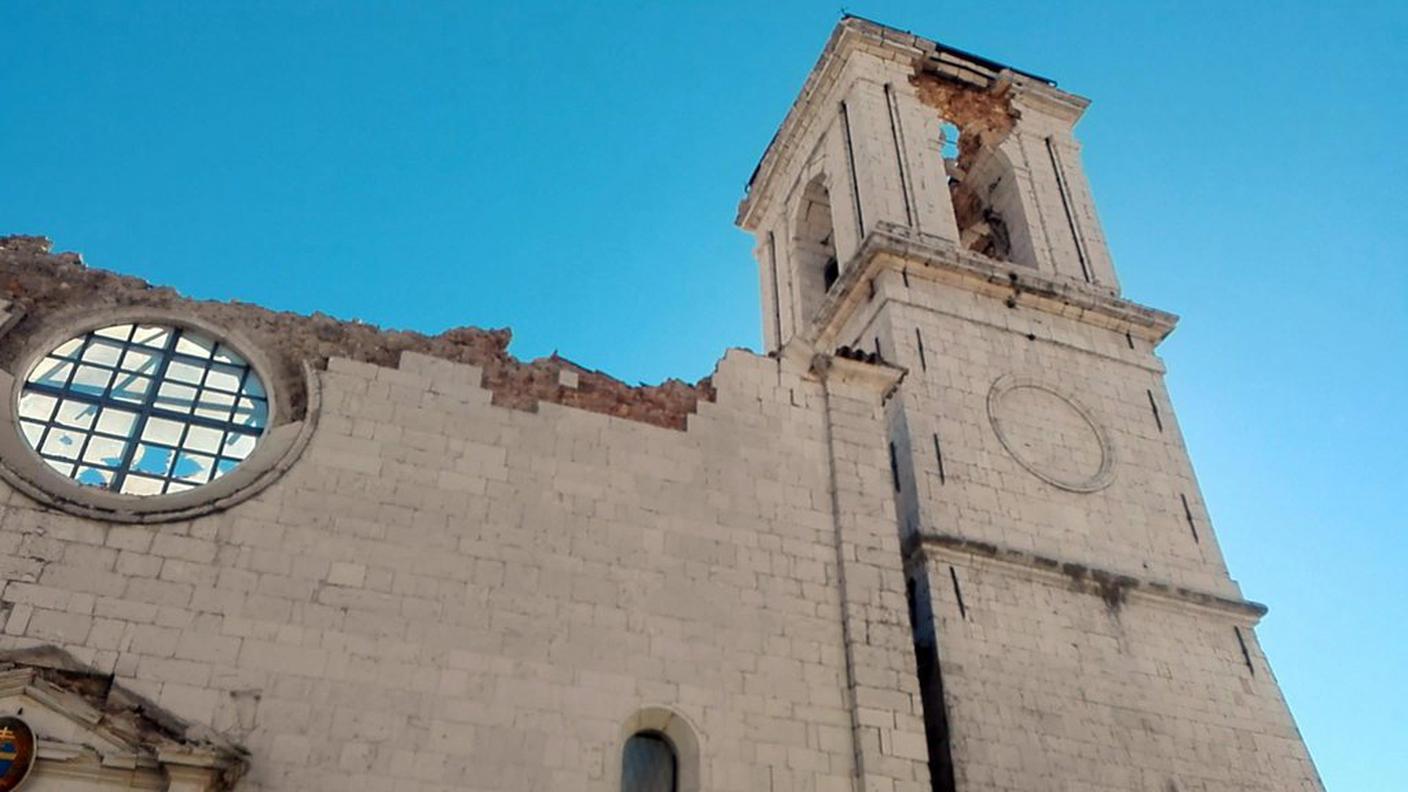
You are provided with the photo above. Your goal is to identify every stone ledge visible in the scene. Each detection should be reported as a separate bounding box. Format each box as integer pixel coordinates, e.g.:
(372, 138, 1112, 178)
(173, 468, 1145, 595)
(907, 531, 1267, 621)
(812, 222, 1180, 347)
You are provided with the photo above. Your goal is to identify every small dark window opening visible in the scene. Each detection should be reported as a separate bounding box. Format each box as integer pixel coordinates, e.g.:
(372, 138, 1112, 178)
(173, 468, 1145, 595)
(1233, 627, 1256, 676)
(1146, 389, 1164, 432)
(889, 442, 902, 492)
(905, 574, 959, 792)
(932, 433, 946, 485)
(823, 255, 839, 292)
(622, 732, 676, 792)
(1180, 493, 1200, 544)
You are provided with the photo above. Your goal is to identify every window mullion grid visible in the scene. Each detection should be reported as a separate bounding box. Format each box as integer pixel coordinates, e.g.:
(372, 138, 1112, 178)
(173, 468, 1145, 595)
(162, 419, 197, 494)
(109, 327, 184, 493)
(218, 362, 255, 469)
(23, 381, 250, 437)
(20, 324, 267, 494)
(164, 341, 219, 493)
(33, 329, 101, 458)
(70, 326, 138, 483)
(230, 357, 261, 431)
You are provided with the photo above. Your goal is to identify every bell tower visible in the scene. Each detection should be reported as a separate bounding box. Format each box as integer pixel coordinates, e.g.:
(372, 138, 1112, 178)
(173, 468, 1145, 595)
(740, 16, 1121, 353)
(738, 17, 1323, 792)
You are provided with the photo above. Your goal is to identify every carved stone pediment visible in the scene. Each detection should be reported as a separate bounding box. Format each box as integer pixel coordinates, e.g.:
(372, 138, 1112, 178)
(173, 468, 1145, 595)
(0, 647, 247, 791)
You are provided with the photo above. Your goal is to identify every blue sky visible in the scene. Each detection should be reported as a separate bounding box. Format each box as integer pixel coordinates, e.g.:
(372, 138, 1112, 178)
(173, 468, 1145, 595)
(2, 1, 1404, 787)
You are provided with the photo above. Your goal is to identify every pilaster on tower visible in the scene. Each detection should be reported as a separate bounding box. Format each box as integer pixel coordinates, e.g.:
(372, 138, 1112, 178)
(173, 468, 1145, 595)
(739, 16, 1122, 354)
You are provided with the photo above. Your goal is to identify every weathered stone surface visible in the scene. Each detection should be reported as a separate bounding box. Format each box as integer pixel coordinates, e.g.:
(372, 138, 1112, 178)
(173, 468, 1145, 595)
(0, 15, 1320, 792)
(0, 235, 714, 430)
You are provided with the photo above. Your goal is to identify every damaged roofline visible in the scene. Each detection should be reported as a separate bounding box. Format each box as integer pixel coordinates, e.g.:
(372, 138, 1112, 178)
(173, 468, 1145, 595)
(738, 15, 1077, 230)
(0, 236, 718, 432)
(839, 13, 1058, 87)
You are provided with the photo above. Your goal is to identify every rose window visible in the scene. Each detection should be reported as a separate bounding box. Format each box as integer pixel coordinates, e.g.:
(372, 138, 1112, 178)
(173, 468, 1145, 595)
(15, 323, 269, 496)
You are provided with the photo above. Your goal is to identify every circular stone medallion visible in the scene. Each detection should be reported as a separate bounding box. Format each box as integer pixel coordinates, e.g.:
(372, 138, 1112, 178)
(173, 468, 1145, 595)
(986, 375, 1115, 493)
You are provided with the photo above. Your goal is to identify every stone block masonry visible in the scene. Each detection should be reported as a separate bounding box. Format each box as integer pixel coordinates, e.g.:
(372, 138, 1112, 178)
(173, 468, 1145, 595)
(0, 236, 926, 791)
(0, 13, 1322, 792)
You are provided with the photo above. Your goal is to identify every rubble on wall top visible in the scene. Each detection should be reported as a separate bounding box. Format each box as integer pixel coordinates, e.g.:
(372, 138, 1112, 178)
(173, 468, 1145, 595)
(0, 236, 716, 431)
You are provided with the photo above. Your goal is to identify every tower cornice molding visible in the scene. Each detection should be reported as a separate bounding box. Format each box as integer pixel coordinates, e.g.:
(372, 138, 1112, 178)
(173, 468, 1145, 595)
(809, 350, 907, 402)
(807, 222, 1179, 349)
(907, 531, 1266, 623)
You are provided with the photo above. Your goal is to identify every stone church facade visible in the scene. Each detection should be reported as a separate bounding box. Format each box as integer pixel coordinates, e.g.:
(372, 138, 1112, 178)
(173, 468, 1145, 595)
(0, 16, 1320, 792)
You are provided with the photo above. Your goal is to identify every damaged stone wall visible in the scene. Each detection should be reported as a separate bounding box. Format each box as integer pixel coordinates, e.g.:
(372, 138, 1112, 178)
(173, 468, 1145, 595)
(0, 233, 916, 791)
(0, 646, 248, 789)
(0, 236, 713, 430)
(909, 63, 1019, 262)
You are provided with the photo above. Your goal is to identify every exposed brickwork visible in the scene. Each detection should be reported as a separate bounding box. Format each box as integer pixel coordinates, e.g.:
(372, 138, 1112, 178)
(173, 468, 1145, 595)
(908, 62, 1020, 262)
(907, 70, 1016, 162)
(0, 235, 714, 430)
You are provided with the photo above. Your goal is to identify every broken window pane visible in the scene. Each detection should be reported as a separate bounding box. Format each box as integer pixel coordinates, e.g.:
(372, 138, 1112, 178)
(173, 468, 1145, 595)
(29, 359, 73, 389)
(111, 374, 154, 404)
(18, 392, 58, 421)
(16, 323, 269, 496)
(53, 400, 97, 430)
(96, 407, 139, 438)
(71, 365, 114, 396)
(132, 325, 169, 348)
(205, 363, 243, 393)
(156, 382, 198, 413)
(75, 466, 110, 488)
(94, 324, 134, 342)
(184, 425, 223, 454)
(50, 337, 83, 358)
(86, 339, 124, 367)
(81, 435, 127, 466)
(166, 360, 206, 385)
(118, 346, 159, 373)
(175, 334, 214, 359)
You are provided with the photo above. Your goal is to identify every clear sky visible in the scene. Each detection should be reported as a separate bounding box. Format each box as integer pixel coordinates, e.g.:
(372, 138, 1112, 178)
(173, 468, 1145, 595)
(2, 1, 1404, 787)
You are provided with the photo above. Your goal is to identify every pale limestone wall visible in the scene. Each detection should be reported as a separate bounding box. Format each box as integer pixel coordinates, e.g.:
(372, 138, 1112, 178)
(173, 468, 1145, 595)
(806, 226, 1319, 789)
(0, 344, 927, 792)
(848, 270, 1234, 595)
(854, 266, 1320, 789)
(918, 549, 1322, 792)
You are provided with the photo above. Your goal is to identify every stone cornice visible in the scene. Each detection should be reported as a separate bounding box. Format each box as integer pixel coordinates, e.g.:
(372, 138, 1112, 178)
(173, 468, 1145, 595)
(907, 531, 1266, 622)
(810, 223, 1179, 347)
(0, 647, 249, 788)
(810, 351, 907, 402)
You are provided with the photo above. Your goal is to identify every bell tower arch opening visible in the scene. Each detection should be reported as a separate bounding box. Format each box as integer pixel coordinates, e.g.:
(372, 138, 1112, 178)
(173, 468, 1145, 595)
(792, 174, 839, 326)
